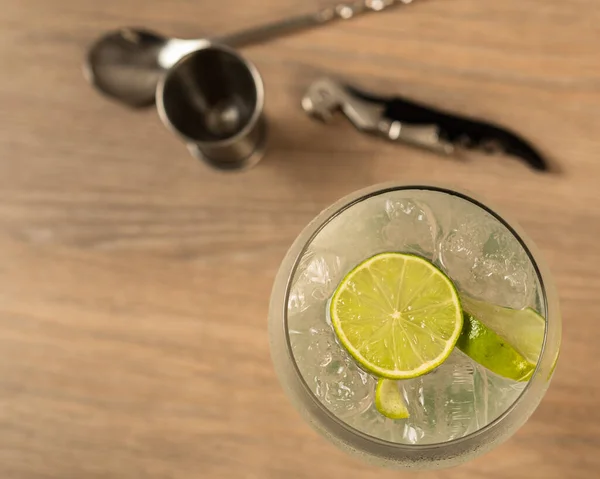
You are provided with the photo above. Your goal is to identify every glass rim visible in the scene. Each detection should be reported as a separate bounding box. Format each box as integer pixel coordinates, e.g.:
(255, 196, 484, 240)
(279, 182, 554, 451)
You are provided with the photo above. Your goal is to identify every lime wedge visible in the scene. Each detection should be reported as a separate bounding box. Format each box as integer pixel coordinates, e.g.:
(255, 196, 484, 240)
(330, 253, 463, 379)
(457, 312, 535, 381)
(461, 296, 545, 364)
(375, 379, 409, 419)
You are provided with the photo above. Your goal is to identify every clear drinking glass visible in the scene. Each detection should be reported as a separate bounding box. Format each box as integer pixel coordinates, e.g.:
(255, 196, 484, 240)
(268, 183, 561, 470)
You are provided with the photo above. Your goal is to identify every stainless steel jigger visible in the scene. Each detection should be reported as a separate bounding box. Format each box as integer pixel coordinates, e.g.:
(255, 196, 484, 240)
(157, 44, 266, 170)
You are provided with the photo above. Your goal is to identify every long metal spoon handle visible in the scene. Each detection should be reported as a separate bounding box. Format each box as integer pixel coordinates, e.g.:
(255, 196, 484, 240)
(215, 0, 416, 47)
(159, 0, 416, 69)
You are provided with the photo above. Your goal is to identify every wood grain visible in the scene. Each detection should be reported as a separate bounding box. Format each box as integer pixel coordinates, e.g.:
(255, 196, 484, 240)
(1, 0, 599, 477)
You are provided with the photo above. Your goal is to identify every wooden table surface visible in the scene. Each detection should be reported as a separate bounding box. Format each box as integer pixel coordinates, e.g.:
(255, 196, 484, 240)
(1, 1, 599, 478)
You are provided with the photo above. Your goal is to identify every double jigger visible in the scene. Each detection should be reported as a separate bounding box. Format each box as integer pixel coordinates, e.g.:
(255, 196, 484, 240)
(84, 1, 416, 170)
(157, 45, 265, 170)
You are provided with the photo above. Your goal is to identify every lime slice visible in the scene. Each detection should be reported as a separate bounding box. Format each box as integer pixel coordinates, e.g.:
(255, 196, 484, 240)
(330, 253, 463, 379)
(461, 296, 545, 363)
(375, 379, 409, 419)
(457, 312, 535, 381)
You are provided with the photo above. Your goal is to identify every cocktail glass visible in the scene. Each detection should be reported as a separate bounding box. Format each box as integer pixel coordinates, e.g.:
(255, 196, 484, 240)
(268, 183, 561, 470)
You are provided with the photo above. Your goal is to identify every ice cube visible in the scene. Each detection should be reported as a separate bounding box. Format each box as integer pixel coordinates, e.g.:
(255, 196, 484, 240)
(288, 249, 342, 315)
(439, 214, 536, 309)
(349, 402, 408, 442)
(400, 351, 478, 444)
(309, 195, 391, 271)
(382, 197, 438, 260)
(472, 364, 526, 429)
(346, 402, 389, 440)
(291, 326, 375, 419)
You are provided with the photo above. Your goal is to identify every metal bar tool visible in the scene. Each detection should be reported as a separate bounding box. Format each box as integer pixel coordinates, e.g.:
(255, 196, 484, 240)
(302, 77, 549, 171)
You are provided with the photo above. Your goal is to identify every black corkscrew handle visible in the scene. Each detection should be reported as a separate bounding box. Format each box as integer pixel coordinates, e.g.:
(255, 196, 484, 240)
(348, 86, 548, 171)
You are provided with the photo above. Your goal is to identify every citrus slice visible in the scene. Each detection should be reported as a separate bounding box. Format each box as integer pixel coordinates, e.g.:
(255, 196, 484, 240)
(461, 296, 545, 364)
(457, 312, 535, 382)
(375, 379, 409, 419)
(330, 253, 463, 380)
